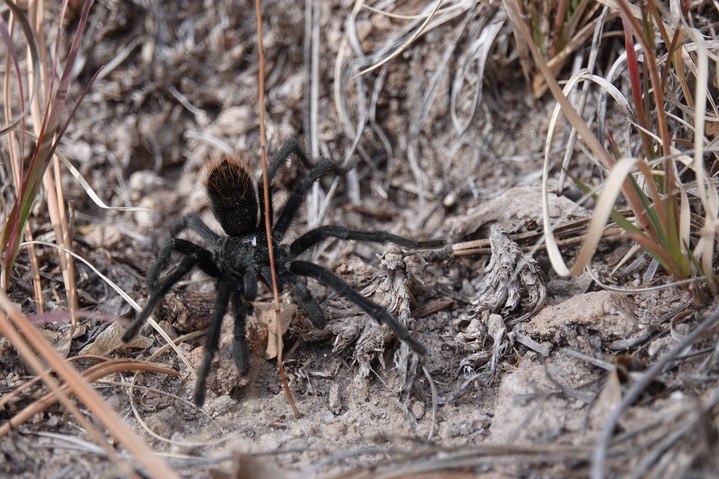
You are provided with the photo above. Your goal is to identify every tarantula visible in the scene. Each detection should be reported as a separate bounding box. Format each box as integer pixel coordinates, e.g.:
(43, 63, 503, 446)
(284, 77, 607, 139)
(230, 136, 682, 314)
(122, 140, 444, 406)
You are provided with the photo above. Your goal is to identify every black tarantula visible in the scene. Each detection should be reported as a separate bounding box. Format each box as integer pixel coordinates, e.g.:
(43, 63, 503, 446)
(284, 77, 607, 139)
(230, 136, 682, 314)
(122, 140, 444, 406)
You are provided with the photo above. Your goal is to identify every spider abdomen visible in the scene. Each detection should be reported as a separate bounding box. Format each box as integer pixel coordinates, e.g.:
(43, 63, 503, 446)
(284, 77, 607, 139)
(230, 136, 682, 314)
(204, 153, 260, 237)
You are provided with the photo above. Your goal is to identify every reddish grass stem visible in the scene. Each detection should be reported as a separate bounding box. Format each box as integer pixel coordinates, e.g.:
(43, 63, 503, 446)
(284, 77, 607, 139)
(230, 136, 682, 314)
(254, 0, 301, 418)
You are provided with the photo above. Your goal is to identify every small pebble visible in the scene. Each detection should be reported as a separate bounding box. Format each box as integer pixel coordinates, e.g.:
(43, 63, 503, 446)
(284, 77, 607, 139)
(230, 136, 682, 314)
(411, 400, 425, 420)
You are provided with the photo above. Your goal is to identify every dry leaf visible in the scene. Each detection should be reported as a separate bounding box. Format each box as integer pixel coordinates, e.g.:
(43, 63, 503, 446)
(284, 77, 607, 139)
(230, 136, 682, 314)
(79, 321, 153, 356)
(590, 367, 622, 431)
(255, 302, 296, 360)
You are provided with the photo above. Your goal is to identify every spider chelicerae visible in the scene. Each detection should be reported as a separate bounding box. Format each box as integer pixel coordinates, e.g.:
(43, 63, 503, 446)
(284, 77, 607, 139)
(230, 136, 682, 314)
(122, 140, 444, 406)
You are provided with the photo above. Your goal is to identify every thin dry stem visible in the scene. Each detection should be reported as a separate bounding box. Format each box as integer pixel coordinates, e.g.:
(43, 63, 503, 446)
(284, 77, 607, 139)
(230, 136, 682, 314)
(255, 0, 301, 418)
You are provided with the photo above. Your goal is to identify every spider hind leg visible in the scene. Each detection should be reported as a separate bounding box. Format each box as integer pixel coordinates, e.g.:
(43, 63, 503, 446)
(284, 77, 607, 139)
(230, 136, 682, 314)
(289, 225, 445, 257)
(289, 260, 427, 355)
(284, 272, 328, 329)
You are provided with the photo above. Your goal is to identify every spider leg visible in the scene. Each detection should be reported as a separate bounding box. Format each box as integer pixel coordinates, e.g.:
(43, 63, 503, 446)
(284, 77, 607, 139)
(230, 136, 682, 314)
(267, 139, 313, 180)
(282, 272, 327, 328)
(289, 260, 427, 355)
(146, 214, 219, 292)
(126, 239, 216, 342)
(230, 291, 250, 377)
(289, 225, 445, 257)
(258, 140, 315, 230)
(169, 214, 221, 243)
(230, 269, 258, 377)
(273, 159, 345, 239)
(147, 238, 218, 291)
(193, 279, 233, 407)
(123, 255, 201, 342)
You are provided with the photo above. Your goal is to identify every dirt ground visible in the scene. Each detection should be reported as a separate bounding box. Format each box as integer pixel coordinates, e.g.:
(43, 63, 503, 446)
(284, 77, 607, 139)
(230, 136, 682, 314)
(2, 1, 718, 478)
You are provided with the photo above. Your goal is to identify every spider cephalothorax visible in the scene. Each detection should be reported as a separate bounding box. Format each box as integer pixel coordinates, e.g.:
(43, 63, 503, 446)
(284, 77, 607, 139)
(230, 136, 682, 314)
(122, 140, 444, 406)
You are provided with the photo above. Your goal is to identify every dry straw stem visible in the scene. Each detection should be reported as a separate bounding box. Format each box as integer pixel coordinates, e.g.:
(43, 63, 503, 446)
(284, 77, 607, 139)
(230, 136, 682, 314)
(0, 1, 40, 136)
(22, 239, 206, 465)
(452, 215, 627, 256)
(526, 1, 618, 97)
(57, 150, 150, 212)
(501, 0, 622, 276)
(0, 357, 178, 437)
(354, 0, 444, 78)
(0, 292, 180, 479)
(683, 27, 718, 289)
(1, 0, 42, 304)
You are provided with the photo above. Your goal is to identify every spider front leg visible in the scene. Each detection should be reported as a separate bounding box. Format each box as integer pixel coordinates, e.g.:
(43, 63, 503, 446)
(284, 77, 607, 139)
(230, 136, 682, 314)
(123, 255, 200, 342)
(124, 240, 217, 344)
(147, 238, 219, 292)
(193, 279, 233, 407)
(289, 260, 427, 355)
(289, 225, 445, 257)
(267, 139, 313, 179)
(230, 269, 258, 377)
(169, 214, 221, 243)
(152, 215, 220, 281)
(122, 238, 219, 341)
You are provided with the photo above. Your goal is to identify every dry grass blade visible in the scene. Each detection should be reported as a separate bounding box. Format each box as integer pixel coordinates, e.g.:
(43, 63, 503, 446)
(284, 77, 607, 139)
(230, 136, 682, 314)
(1, 0, 43, 310)
(0, 292, 180, 478)
(591, 306, 719, 478)
(449, 5, 502, 137)
(683, 27, 718, 288)
(23, 240, 193, 370)
(532, 7, 616, 97)
(502, 0, 622, 277)
(127, 330, 230, 448)
(0, 0, 41, 136)
(509, 0, 716, 292)
(311, 444, 593, 479)
(354, 0, 443, 78)
(57, 151, 150, 212)
(557, 6, 611, 189)
(43, 149, 79, 341)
